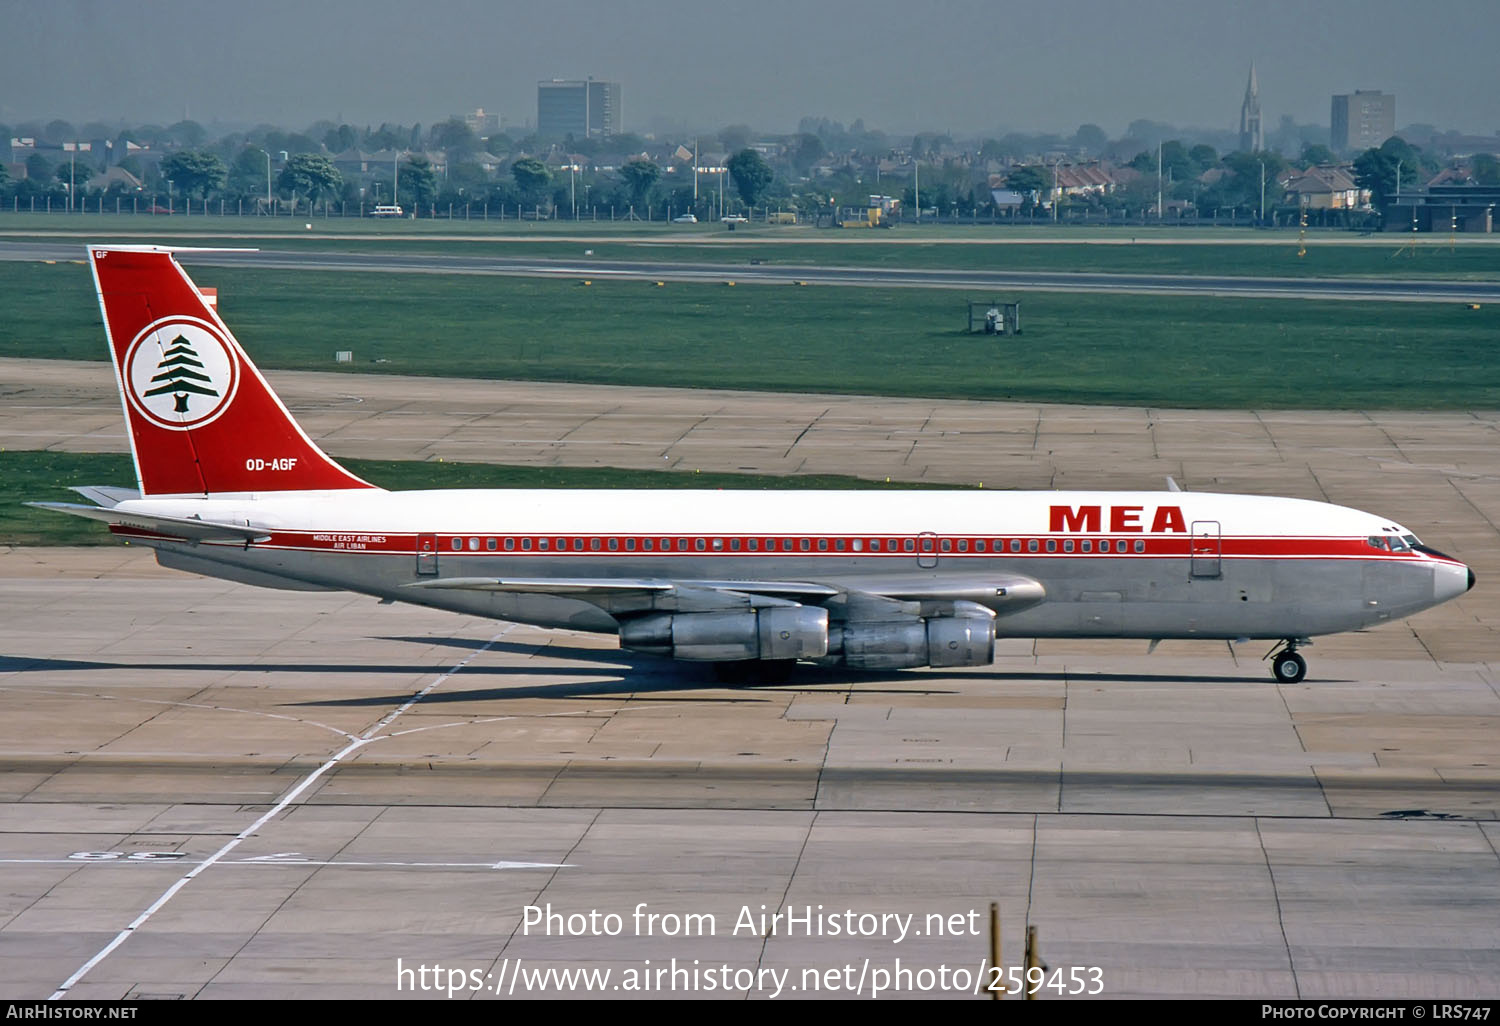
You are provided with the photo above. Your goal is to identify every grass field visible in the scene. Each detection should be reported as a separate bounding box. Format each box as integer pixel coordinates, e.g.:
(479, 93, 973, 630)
(0, 450, 942, 546)
(5, 214, 1500, 279)
(3, 259, 1497, 409)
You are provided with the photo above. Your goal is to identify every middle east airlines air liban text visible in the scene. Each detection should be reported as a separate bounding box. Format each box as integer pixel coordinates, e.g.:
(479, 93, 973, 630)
(521, 903, 984, 944)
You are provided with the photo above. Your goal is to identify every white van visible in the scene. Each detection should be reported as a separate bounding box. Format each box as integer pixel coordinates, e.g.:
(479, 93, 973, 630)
(370, 204, 404, 218)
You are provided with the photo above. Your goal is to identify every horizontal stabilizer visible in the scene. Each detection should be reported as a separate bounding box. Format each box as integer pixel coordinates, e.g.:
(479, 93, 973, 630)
(70, 485, 142, 508)
(25, 502, 270, 544)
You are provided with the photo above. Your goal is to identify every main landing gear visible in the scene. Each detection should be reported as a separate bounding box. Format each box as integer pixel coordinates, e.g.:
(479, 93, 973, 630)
(1266, 639, 1310, 683)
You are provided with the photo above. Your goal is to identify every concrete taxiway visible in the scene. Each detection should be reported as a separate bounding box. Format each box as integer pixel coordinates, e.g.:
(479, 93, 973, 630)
(2, 362, 1498, 999)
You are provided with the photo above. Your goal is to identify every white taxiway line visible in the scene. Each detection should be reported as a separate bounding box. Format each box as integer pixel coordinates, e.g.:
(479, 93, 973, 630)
(49, 627, 512, 1000)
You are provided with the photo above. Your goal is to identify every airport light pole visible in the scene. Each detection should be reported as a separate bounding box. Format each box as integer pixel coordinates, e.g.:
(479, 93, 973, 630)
(1258, 160, 1265, 225)
(266, 151, 272, 215)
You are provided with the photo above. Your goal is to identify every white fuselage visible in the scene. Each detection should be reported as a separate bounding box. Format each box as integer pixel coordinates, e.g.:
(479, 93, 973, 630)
(112, 487, 1471, 642)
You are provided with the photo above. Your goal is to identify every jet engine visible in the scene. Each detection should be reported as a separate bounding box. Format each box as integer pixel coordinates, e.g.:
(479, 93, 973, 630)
(619, 606, 829, 661)
(823, 602, 996, 670)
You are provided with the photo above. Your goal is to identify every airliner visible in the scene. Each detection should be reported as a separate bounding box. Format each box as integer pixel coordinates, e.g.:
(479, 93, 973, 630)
(31, 246, 1474, 683)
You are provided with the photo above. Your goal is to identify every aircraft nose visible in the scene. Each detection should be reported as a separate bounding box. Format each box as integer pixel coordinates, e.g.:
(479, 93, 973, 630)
(1434, 561, 1473, 603)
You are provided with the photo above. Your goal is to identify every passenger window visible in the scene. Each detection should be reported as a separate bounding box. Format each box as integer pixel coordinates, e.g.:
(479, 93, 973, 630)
(903, 539, 915, 552)
(695, 538, 706, 551)
(975, 540, 986, 552)
(573, 539, 584, 551)
(747, 539, 758, 551)
(939, 539, 951, 552)
(626, 538, 636, 551)
(712, 538, 723, 551)
(607, 538, 617, 551)
(1063, 540, 1074, 553)
(921, 537, 934, 552)
(537, 538, 547, 550)
(957, 539, 968, 552)
(1046, 540, 1057, 553)
(504, 538, 515, 551)
(783, 539, 794, 551)
(835, 539, 845, 551)
(869, 539, 880, 552)
(486, 538, 497, 551)
(450, 538, 462, 551)
(800, 538, 811, 551)
(817, 539, 828, 551)
(1011, 540, 1021, 553)
(642, 538, 652, 551)
(522, 538, 533, 551)
(852, 539, 862, 552)
(1135, 540, 1145, 553)
(730, 539, 740, 551)
(678, 539, 689, 551)
(1081, 540, 1091, 553)
(1028, 540, 1038, 553)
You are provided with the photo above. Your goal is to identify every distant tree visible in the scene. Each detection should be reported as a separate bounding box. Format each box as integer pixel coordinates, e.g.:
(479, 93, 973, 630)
(322, 124, 358, 153)
(727, 149, 773, 208)
(41, 119, 77, 143)
(719, 124, 752, 153)
(618, 159, 659, 210)
(363, 123, 407, 150)
(160, 150, 226, 199)
(1188, 144, 1219, 172)
(25, 153, 53, 183)
(165, 120, 207, 147)
(430, 118, 479, 157)
(54, 159, 94, 190)
(278, 153, 342, 209)
(1473, 153, 1500, 186)
(789, 133, 826, 175)
(400, 154, 438, 208)
(1004, 165, 1048, 211)
(1353, 148, 1401, 213)
(609, 132, 649, 155)
(227, 146, 271, 198)
(1073, 123, 1108, 154)
(511, 157, 551, 202)
(1299, 143, 1335, 167)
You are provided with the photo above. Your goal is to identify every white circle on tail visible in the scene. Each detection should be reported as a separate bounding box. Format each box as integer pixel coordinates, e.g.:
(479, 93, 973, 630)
(124, 317, 240, 431)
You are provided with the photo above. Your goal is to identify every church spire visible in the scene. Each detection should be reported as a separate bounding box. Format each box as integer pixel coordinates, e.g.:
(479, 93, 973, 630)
(1240, 62, 1263, 152)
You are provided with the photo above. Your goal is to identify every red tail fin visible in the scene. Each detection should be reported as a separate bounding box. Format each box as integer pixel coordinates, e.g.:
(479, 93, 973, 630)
(90, 246, 377, 497)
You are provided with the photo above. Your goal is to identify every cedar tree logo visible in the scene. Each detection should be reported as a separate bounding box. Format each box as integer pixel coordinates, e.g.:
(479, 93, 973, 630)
(124, 317, 240, 430)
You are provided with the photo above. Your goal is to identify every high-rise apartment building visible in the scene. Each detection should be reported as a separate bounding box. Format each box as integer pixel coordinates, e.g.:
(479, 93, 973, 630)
(537, 80, 621, 139)
(1331, 90, 1395, 153)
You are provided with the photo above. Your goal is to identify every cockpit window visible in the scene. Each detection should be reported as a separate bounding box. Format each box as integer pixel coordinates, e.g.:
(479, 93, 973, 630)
(1402, 534, 1420, 548)
(1366, 536, 1386, 550)
(1388, 536, 1409, 551)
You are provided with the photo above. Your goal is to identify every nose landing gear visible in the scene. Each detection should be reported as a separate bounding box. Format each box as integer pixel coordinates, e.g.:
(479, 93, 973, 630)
(1266, 639, 1310, 683)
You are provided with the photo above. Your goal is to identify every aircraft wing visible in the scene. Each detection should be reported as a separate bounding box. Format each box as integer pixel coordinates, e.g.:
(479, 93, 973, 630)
(25, 502, 271, 544)
(407, 572, 1045, 617)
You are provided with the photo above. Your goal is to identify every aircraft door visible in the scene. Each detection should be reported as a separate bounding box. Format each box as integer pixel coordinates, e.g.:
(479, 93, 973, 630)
(416, 533, 439, 576)
(1190, 521, 1221, 578)
(918, 531, 938, 569)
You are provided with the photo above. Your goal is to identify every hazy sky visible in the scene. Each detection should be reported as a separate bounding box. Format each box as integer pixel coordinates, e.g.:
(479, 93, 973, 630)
(4, 0, 1498, 138)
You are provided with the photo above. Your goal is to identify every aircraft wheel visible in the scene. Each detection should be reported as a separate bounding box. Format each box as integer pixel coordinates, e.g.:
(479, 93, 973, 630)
(1271, 651, 1307, 684)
